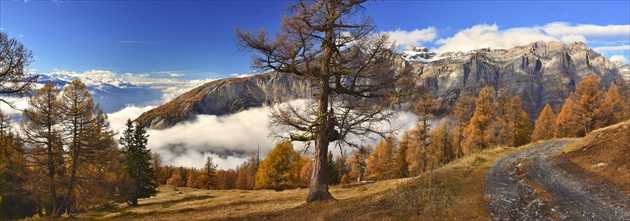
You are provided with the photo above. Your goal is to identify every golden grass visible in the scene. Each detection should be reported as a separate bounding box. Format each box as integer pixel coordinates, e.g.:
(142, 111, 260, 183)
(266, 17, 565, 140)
(75, 142, 551, 221)
(557, 120, 630, 192)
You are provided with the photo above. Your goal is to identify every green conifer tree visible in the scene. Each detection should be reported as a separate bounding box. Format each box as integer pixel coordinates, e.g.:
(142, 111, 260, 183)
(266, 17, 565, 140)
(119, 119, 157, 206)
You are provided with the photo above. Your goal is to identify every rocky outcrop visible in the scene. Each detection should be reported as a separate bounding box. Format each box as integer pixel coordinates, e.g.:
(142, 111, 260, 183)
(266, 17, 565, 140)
(410, 41, 620, 118)
(137, 41, 624, 129)
(136, 72, 311, 129)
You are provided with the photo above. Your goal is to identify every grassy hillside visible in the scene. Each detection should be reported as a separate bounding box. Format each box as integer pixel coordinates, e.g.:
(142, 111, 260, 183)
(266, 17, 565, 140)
(73, 143, 549, 221)
(559, 120, 630, 193)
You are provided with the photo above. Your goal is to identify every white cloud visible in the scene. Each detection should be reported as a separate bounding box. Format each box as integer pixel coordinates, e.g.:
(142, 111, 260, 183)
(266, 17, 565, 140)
(609, 55, 628, 64)
(144, 104, 275, 170)
(543, 23, 630, 40)
(230, 73, 252, 78)
(435, 24, 556, 53)
(102, 99, 422, 170)
(158, 78, 212, 103)
(559, 35, 587, 44)
(383, 27, 437, 47)
(592, 45, 630, 53)
(434, 23, 630, 53)
(107, 105, 155, 134)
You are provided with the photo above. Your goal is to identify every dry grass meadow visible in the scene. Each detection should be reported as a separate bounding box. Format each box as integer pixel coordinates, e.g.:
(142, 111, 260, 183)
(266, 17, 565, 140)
(558, 120, 630, 193)
(72, 142, 554, 221)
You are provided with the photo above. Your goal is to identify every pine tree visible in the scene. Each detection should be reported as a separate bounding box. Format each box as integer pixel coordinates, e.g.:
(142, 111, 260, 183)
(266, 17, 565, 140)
(531, 104, 556, 142)
(119, 119, 158, 206)
(325, 152, 339, 185)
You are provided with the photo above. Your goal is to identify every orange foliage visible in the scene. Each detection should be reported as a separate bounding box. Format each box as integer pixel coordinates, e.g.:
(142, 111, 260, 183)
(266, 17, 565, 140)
(532, 104, 556, 142)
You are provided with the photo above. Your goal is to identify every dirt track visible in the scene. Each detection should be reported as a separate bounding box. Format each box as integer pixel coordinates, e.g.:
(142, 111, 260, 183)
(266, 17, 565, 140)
(484, 140, 630, 221)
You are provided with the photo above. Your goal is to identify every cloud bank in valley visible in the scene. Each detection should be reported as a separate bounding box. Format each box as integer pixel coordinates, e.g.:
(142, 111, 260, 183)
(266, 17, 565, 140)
(107, 100, 422, 170)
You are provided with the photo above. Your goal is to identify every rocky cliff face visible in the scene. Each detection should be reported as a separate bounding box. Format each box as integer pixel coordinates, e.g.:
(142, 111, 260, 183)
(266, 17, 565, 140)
(137, 41, 624, 129)
(408, 41, 620, 118)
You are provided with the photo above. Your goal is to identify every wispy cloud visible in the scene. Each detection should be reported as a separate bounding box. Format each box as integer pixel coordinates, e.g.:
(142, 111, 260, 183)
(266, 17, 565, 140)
(592, 45, 630, 53)
(116, 40, 163, 45)
(543, 23, 630, 41)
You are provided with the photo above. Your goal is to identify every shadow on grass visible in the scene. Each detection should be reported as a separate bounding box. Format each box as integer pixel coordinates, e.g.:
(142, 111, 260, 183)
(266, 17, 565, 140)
(141, 195, 217, 208)
(108, 195, 217, 219)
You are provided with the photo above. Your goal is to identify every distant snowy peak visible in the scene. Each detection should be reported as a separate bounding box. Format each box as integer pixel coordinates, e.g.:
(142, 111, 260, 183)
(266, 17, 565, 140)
(400, 46, 470, 63)
(38, 73, 160, 113)
(39, 73, 134, 88)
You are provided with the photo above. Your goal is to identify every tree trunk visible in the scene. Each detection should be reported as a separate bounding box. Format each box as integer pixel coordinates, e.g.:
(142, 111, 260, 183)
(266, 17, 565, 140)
(306, 77, 335, 203)
(130, 196, 138, 206)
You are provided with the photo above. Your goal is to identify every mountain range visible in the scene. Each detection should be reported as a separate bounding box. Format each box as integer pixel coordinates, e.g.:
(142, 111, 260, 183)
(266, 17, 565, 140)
(136, 41, 628, 130)
(38, 73, 163, 113)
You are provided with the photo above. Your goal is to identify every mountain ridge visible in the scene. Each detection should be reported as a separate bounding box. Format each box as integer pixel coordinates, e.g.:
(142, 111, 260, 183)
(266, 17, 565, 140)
(137, 41, 625, 129)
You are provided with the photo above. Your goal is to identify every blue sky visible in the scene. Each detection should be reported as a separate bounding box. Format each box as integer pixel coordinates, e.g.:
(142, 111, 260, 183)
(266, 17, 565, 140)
(1, 0, 629, 82)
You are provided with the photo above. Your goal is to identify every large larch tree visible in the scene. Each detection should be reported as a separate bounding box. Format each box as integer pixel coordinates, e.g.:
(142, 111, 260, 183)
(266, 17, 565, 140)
(237, 0, 412, 202)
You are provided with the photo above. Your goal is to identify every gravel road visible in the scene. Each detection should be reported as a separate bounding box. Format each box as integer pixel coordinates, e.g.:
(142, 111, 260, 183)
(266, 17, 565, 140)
(484, 140, 630, 221)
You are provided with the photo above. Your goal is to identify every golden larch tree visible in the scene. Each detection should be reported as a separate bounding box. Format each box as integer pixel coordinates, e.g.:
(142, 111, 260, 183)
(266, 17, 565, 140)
(463, 86, 497, 153)
(366, 136, 396, 180)
(555, 93, 580, 138)
(602, 83, 628, 125)
(573, 75, 606, 135)
(450, 94, 475, 158)
(255, 141, 305, 191)
(531, 103, 556, 142)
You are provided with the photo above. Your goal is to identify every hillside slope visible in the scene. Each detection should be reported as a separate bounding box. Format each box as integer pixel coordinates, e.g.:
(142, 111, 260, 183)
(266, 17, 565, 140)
(559, 120, 630, 192)
(137, 41, 624, 129)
